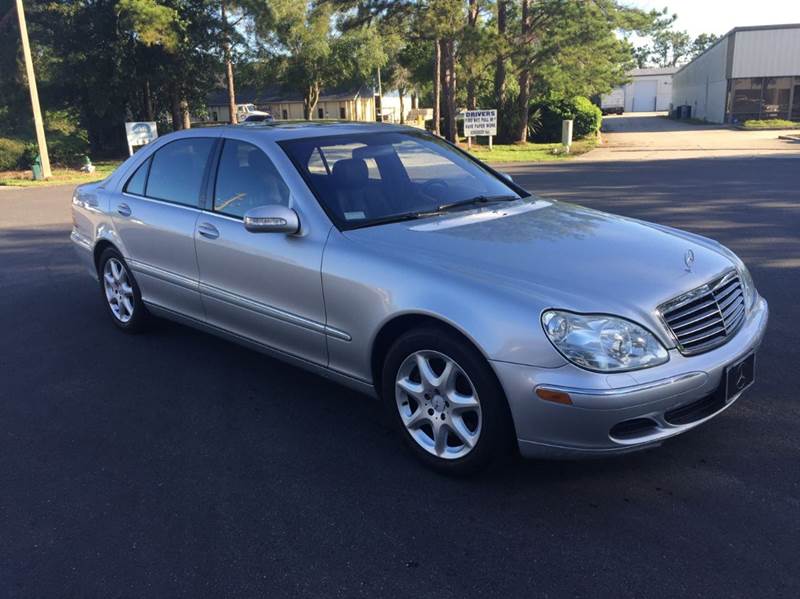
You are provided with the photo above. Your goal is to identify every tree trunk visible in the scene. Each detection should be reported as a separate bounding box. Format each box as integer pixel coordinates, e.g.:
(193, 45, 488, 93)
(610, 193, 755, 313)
(466, 0, 479, 111)
(399, 88, 405, 124)
(170, 89, 183, 131)
(442, 38, 457, 142)
(433, 38, 441, 136)
(221, 0, 237, 124)
(304, 83, 320, 120)
(512, 70, 530, 143)
(144, 79, 154, 122)
(181, 98, 191, 129)
(511, 0, 532, 144)
(494, 0, 508, 140)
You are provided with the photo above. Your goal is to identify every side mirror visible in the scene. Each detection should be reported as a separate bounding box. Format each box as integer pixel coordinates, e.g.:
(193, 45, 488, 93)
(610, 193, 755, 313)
(243, 205, 300, 234)
(500, 172, 514, 183)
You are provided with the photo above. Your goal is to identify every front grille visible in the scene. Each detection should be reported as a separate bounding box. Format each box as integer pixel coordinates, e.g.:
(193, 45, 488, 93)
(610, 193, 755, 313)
(658, 270, 745, 355)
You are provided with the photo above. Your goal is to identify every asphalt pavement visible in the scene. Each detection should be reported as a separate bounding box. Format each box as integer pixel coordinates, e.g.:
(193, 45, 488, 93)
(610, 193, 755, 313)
(1, 155, 799, 598)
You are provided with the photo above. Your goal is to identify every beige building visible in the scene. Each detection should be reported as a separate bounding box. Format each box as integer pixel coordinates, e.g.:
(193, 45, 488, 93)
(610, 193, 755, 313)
(204, 85, 377, 122)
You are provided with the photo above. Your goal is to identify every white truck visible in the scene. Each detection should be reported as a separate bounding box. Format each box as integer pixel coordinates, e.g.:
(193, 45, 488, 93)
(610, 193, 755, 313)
(599, 88, 625, 115)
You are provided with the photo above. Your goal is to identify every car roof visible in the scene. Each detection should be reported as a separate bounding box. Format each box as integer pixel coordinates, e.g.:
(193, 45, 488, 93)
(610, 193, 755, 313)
(189, 120, 421, 142)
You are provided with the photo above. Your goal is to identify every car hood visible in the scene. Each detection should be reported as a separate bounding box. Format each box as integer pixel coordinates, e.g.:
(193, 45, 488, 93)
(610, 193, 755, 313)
(343, 198, 735, 326)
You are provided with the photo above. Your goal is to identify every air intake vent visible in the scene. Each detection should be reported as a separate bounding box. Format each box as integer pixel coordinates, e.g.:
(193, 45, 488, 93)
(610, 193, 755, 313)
(658, 270, 745, 355)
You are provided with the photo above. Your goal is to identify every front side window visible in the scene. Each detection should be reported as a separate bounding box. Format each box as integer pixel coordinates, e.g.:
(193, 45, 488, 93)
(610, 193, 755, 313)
(146, 138, 215, 207)
(214, 140, 290, 218)
(280, 131, 523, 228)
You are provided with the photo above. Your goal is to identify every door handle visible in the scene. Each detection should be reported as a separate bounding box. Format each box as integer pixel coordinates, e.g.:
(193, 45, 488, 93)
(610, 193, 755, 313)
(117, 203, 131, 217)
(197, 222, 220, 239)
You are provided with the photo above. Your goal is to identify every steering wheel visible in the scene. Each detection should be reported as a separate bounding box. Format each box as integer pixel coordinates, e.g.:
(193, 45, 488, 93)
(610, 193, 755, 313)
(421, 178, 450, 200)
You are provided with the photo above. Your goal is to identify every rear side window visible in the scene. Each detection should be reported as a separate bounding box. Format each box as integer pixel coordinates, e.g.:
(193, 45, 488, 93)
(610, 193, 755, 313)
(124, 158, 150, 196)
(146, 138, 215, 207)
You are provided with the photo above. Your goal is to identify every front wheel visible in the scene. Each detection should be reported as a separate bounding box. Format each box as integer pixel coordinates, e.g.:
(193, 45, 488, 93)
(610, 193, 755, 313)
(381, 327, 515, 475)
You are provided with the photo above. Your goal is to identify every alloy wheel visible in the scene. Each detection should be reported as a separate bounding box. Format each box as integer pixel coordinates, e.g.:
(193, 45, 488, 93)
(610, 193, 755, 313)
(395, 350, 482, 460)
(103, 258, 135, 323)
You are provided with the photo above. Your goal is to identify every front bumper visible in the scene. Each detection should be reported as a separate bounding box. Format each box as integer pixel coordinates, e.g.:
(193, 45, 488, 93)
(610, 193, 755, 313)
(493, 296, 769, 459)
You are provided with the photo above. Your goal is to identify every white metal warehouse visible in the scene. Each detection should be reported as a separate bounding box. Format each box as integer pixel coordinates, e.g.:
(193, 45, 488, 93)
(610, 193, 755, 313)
(671, 23, 800, 123)
(600, 67, 676, 113)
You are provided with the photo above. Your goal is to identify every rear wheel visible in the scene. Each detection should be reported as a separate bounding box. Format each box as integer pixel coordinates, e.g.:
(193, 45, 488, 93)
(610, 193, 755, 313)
(381, 327, 515, 475)
(97, 247, 148, 332)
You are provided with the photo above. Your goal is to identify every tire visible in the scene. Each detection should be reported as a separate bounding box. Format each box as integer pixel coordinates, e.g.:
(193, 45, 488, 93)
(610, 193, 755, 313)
(381, 326, 515, 475)
(97, 247, 149, 333)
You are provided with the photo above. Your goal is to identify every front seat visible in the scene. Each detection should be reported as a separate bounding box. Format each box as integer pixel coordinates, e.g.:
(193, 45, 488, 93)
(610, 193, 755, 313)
(331, 158, 371, 219)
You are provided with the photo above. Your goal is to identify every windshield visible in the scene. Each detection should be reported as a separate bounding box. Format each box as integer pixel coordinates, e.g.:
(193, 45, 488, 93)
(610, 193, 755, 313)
(280, 131, 526, 229)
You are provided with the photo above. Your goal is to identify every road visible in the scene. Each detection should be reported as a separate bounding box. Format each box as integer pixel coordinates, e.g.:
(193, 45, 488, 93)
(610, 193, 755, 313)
(585, 112, 800, 161)
(2, 155, 799, 598)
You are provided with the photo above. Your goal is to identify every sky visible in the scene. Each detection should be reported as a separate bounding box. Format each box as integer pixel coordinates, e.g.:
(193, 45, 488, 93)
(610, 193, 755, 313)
(624, 0, 800, 37)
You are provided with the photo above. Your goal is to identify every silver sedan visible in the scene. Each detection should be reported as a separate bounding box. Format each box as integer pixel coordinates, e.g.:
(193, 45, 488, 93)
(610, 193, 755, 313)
(71, 122, 768, 474)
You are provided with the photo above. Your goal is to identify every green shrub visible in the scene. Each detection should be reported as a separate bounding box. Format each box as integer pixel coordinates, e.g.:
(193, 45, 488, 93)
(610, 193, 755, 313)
(741, 119, 800, 130)
(529, 96, 602, 142)
(0, 137, 28, 171)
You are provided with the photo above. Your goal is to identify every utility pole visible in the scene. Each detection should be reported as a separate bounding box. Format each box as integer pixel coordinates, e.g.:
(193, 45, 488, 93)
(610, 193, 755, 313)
(15, 0, 51, 178)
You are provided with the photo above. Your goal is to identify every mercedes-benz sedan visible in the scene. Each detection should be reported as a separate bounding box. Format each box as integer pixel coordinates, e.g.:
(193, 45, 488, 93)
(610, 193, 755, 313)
(71, 122, 768, 474)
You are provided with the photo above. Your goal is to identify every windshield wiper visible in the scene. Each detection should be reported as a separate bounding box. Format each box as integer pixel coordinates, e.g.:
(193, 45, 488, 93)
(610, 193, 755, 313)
(433, 194, 519, 213)
(346, 195, 519, 229)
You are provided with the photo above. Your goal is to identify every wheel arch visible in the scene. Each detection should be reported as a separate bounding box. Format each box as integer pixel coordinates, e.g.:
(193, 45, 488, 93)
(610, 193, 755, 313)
(93, 239, 121, 273)
(370, 312, 497, 395)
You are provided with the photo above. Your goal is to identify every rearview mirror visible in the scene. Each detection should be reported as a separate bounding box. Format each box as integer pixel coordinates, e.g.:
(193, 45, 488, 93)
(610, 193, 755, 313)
(243, 205, 300, 234)
(500, 172, 514, 183)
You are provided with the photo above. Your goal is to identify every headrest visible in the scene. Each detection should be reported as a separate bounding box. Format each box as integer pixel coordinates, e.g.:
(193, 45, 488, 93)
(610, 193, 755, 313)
(331, 158, 368, 187)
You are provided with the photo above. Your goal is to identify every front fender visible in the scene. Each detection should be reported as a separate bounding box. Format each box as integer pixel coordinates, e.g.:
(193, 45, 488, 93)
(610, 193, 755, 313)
(322, 229, 566, 383)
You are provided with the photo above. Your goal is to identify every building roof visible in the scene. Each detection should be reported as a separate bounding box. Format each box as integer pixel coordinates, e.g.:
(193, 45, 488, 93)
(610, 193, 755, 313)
(207, 84, 374, 107)
(629, 67, 678, 77)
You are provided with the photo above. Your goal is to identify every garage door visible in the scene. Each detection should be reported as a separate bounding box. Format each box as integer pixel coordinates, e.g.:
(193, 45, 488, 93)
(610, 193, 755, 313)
(632, 80, 658, 112)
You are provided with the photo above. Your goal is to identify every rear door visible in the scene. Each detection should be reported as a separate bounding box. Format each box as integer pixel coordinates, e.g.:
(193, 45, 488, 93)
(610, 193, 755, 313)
(111, 137, 216, 321)
(194, 137, 328, 365)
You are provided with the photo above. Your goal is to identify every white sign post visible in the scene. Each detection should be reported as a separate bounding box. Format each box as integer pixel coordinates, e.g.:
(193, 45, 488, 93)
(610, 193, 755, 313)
(561, 119, 573, 154)
(463, 109, 497, 151)
(124, 122, 158, 156)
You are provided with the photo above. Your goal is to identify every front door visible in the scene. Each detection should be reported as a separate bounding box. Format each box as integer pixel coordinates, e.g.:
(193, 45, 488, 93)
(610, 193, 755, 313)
(112, 137, 216, 321)
(194, 138, 328, 365)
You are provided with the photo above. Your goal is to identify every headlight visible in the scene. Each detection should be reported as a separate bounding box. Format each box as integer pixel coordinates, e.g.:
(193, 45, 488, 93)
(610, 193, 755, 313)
(737, 263, 757, 311)
(541, 311, 669, 372)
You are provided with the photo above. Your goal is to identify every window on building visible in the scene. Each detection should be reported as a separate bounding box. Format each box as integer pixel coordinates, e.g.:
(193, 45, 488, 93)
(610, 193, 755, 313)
(792, 80, 800, 121)
(762, 78, 792, 119)
(730, 78, 763, 122)
(729, 77, 794, 122)
(318, 107, 325, 119)
(282, 109, 288, 120)
(339, 106, 346, 119)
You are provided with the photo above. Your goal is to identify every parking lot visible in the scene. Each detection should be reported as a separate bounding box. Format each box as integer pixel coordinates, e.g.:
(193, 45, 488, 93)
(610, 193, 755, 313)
(2, 153, 799, 597)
